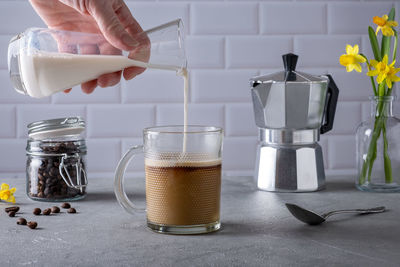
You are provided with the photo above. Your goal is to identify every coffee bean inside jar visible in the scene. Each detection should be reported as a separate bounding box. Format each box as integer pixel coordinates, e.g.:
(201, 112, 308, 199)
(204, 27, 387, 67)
(26, 117, 87, 202)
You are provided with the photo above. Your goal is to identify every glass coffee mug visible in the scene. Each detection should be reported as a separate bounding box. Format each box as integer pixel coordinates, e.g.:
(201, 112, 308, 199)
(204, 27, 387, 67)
(114, 126, 223, 234)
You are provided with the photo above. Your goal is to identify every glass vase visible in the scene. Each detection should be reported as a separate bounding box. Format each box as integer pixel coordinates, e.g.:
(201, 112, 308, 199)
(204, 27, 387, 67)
(356, 96, 400, 192)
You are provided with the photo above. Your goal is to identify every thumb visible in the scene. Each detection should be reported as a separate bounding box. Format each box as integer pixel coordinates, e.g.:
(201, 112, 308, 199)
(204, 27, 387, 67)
(87, 2, 138, 51)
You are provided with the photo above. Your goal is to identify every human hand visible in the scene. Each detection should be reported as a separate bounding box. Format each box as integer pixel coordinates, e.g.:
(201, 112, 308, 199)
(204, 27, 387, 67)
(29, 0, 146, 94)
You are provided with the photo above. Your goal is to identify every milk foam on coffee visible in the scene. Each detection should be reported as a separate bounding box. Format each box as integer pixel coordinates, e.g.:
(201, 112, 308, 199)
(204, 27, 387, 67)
(19, 51, 181, 98)
(145, 157, 221, 168)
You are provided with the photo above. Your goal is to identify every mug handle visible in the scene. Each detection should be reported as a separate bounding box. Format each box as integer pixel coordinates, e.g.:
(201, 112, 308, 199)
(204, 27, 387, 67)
(114, 145, 145, 215)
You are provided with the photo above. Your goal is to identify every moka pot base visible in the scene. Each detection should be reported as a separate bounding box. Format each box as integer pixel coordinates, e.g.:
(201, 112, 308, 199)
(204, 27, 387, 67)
(255, 128, 326, 192)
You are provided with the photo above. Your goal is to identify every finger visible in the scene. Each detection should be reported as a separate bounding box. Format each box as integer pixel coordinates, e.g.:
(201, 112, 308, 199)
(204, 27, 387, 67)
(114, 2, 150, 60)
(114, 3, 150, 73)
(87, 2, 138, 51)
(57, 40, 78, 54)
(96, 40, 123, 87)
(51, 25, 104, 57)
(123, 66, 146, 80)
(81, 79, 98, 94)
(98, 40, 122, 56)
(97, 71, 122, 87)
(80, 43, 100, 55)
(115, 2, 144, 36)
(64, 88, 72, 93)
(125, 31, 150, 66)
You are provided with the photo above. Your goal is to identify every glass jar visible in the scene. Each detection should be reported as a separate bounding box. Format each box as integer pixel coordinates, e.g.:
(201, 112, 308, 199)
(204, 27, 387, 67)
(356, 96, 400, 192)
(26, 117, 88, 201)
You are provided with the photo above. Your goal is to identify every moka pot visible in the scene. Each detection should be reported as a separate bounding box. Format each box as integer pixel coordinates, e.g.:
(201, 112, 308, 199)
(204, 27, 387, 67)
(250, 53, 339, 192)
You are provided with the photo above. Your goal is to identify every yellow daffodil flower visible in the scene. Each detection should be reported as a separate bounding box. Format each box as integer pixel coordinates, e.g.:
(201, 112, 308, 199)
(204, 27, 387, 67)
(373, 14, 398, 36)
(385, 61, 400, 88)
(0, 183, 16, 203)
(367, 55, 390, 84)
(339, 44, 366, 72)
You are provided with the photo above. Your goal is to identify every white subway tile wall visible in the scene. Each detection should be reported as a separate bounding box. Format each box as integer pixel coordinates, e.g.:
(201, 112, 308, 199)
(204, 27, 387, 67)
(0, 0, 397, 178)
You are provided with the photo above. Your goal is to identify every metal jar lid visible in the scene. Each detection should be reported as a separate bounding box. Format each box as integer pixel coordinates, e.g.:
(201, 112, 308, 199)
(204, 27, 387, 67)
(27, 117, 85, 140)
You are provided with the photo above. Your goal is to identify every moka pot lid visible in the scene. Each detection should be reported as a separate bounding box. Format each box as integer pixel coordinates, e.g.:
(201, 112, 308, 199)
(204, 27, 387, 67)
(250, 53, 328, 86)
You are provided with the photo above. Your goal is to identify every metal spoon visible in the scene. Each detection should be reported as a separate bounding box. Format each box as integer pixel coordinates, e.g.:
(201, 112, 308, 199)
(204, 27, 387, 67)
(285, 203, 386, 225)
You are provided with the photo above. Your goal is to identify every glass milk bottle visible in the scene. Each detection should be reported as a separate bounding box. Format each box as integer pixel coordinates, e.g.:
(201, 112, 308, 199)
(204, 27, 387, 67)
(8, 19, 186, 98)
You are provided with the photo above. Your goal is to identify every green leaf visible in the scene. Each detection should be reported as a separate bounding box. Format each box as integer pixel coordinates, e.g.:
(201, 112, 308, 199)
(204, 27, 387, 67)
(393, 29, 398, 62)
(369, 26, 381, 61)
(388, 7, 395, 21)
(381, 7, 396, 59)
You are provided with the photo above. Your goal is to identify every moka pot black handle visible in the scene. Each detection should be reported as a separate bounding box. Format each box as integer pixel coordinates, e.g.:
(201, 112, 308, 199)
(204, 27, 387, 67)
(320, 74, 339, 134)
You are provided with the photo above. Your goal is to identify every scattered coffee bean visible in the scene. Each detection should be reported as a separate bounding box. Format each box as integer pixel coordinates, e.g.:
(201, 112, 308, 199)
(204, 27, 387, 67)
(67, 208, 76, 214)
(27, 221, 38, 229)
(33, 208, 41, 215)
(5, 206, 19, 213)
(8, 211, 16, 217)
(42, 208, 51, 216)
(61, 203, 71, 209)
(17, 218, 27, 225)
(51, 206, 60, 214)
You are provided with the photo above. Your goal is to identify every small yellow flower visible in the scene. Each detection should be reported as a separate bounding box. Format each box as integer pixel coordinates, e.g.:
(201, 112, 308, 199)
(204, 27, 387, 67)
(373, 14, 398, 36)
(367, 55, 400, 88)
(385, 62, 400, 88)
(0, 183, 16, 203)
(367, 55, 390, 84)
(339, 44, 366, 72)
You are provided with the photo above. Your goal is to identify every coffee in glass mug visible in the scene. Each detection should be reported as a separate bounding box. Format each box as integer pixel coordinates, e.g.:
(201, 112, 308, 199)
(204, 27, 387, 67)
(114, 126, 223, 234)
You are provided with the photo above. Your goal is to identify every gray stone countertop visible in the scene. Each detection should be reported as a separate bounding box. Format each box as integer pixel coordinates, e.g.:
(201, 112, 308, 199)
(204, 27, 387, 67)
(1, 176, 399, 267)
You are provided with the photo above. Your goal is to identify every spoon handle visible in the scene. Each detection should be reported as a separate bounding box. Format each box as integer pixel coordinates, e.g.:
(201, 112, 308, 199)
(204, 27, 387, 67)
(322, 206, 386, 218)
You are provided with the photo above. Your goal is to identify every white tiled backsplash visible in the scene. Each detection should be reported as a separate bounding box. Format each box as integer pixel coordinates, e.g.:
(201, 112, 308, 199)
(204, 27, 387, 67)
(0, 0, 399, 179)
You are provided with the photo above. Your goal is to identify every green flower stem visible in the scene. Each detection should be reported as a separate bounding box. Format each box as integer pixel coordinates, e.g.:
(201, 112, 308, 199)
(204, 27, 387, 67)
(360, 54, 378, 96)
(381, 34, 392, 60)
(360, 108, 384, 184)
(378, 82, 386, 96)
(367, 84, 386, 181)
(393, 30, 398, 62)
(382, 121, 393, 183)
(367, 122, 379, 181)
(371, 77, 378, 96)
(382, 88, 393, 183)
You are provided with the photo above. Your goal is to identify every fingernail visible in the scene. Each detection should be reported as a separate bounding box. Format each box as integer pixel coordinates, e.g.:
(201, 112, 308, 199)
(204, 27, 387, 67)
(123, 35, 139, 48)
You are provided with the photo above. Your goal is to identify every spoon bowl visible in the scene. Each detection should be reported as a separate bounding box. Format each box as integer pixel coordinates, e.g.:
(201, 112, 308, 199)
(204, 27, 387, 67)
(285, 203, 326, 225)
